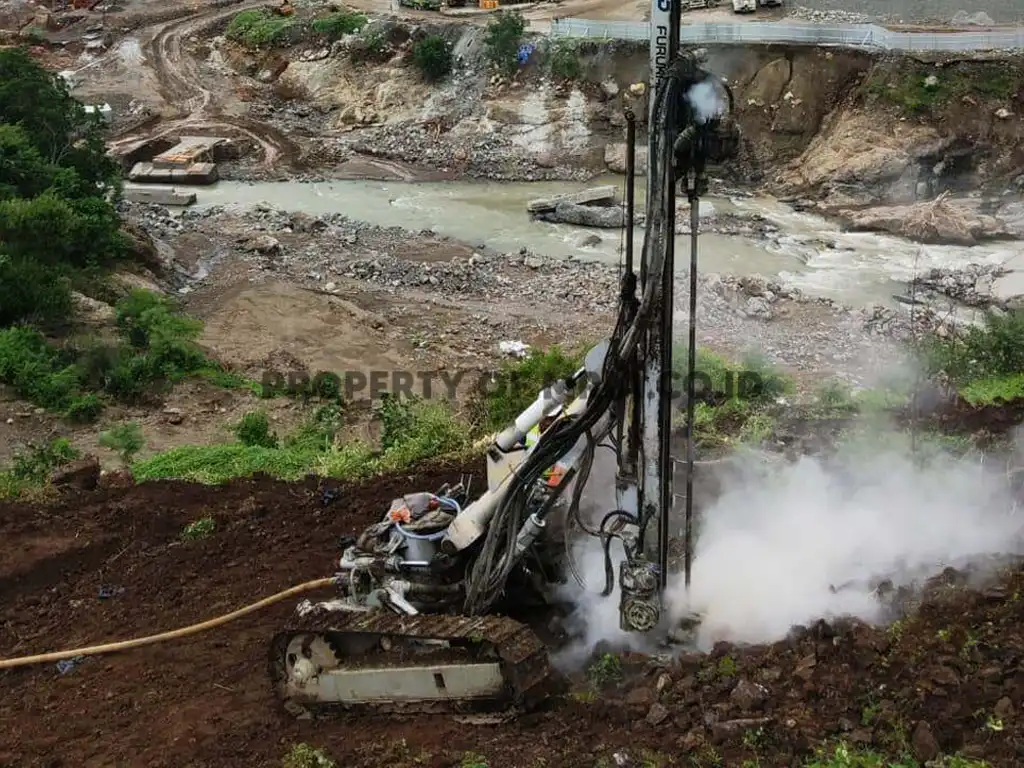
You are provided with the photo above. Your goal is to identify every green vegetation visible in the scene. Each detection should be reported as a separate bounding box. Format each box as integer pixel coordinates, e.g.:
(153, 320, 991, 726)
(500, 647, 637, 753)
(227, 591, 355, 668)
(181, 516, 215, 541)
(920, 309, 1024, 405)
(412, 35, 453, 81)
(0, 289, 251, 423)
(460, 752, 488, 768)
(472, 345, 584, 432)
(0, 438, 80, 499)
(282, 743, 337, 768)
(672, 346, 794, 450)
(99, 421, 144, 466)
(131, 396, 470, 484)
(310, 10, 367, 39)
(483, 11, 526, 77)
(0, 47, 125, 329)
(805, 742, 991, 767)
(225, 9, 296, 49)
(864, 62, 1022, 115)
(544, 38, 581, 80)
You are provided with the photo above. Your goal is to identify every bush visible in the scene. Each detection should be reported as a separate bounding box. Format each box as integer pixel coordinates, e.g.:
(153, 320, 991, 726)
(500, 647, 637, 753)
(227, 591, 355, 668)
(546, 39, 580, 80)
(0, 256, 74, 329)
(922, 309, 1024, 402)
(412, 35, 453, 81)
(483, 11, 525, 77)
(98, 421, 144, 465)
(0, 437, 81, 498)
(235, 409, 279, 448)
(311, 11, 366, 39)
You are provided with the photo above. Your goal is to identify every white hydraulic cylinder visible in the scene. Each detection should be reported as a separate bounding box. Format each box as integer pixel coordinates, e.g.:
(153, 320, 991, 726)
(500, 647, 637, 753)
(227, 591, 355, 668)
(493, 378, 576, 452)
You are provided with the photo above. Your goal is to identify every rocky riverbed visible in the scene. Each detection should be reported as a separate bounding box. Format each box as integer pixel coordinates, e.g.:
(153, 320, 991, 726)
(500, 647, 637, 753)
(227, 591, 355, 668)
(116, 200, 959, 393)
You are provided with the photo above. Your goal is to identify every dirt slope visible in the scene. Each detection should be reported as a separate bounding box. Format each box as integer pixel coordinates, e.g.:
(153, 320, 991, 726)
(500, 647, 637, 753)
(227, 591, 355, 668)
(1, 448, 1022, 767)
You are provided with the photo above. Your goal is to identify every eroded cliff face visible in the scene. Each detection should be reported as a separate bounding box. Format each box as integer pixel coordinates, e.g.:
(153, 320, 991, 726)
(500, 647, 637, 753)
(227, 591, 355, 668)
(217, 20, 1023, 198)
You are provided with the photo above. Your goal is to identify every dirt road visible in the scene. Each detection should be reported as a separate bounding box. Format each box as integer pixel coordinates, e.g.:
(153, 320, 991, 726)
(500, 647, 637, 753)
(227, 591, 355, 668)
(106, 1, 304, 168)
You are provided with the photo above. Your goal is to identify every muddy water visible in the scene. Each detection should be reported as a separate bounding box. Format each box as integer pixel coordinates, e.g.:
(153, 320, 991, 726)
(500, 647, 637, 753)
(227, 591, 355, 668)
(189, 177, 1024, 308)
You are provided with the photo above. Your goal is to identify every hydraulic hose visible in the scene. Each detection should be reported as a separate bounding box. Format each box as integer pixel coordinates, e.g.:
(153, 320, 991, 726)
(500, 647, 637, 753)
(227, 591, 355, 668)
(0, 577, 337, 670)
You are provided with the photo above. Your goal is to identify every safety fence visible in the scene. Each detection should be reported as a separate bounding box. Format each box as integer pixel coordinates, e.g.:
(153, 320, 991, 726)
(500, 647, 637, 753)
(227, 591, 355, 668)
(548, 19, 1024, 51)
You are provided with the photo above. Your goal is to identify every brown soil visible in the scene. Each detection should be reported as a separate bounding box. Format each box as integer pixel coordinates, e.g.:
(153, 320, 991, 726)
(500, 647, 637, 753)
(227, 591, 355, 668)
(1, 442, 1023, 767)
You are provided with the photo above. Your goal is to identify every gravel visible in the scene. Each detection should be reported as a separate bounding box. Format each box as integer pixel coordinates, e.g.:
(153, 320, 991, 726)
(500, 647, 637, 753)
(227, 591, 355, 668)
(120, 200, 953, 394)
(788, 2, 1023, 24)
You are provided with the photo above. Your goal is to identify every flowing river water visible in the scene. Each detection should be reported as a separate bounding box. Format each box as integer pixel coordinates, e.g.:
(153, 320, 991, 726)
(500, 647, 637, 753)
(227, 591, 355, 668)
(182, 175, 1024, 309)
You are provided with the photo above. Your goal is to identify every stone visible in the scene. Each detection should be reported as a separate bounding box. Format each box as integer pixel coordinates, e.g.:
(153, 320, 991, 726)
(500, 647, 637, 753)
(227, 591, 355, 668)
(911, 720, 940, 762)
(730, 679, 770, 711)
(51, 456, 101, 492)
(645, 702, 670, 726)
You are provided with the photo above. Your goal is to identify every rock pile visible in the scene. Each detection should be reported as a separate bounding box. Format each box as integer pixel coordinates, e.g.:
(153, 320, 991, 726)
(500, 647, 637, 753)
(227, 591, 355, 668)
(909, 263, 1011, 309)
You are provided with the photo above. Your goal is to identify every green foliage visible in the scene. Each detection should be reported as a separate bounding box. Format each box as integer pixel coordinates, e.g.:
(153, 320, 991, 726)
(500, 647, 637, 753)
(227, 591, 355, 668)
(235, 409, 279, 448)
(311, 10, 366, 39)
(132, 396, 471, 484)
(865, 63, 1021, 115)
(0, 48, 127, 329)
(460, 754, 488, 768)
(804, 742, 991, 767)
(0, 289, 225, 419)
(282, 743, 337, 768)
(225, 9, 295, 48)
(483, 11, 526, 77)
(546, 39, 581, 80)
(0, 438, 80, 499)
(473, 345, 583, 431)
(412, 35, 453, 81)
(181, 517, 215, 541)
(921, 309, 1024, 403)
(98, 421, 144, 465)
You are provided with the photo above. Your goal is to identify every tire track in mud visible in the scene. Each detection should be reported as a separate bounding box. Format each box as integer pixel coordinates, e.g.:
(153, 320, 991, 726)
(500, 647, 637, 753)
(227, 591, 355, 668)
(111, 1, 304, 169)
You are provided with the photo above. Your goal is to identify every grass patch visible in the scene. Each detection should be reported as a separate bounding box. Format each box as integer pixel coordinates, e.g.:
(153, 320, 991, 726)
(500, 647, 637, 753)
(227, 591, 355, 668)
(805, 742, 991, 767)
(864, 62, 1021, 115)
(311, 10, 367, 39)
(226, 9, 296, 49)
(132, 397, 472, 484)
(471, 345, 585, 432)
(672, 346, 794, 450)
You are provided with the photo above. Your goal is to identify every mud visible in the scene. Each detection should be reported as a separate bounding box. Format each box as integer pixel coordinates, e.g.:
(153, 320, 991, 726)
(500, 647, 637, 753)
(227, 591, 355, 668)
(1, 422, 1024, 766)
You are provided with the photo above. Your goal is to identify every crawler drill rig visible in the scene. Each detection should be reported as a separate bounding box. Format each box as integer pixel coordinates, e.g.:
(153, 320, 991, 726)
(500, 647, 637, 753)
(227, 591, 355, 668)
(269, 19, 741, 718)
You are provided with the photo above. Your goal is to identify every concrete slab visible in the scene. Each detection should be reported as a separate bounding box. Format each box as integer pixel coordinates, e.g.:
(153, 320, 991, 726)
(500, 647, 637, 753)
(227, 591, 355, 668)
(527, 185, 617, 214)
(123, 186, 197, 206)
(128, 161, 218, 185)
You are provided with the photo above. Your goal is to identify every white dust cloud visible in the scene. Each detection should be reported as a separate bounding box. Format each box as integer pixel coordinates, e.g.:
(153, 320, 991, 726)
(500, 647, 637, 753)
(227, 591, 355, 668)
(553, 427, 1022, 663)
(667, 435, 1023, 650)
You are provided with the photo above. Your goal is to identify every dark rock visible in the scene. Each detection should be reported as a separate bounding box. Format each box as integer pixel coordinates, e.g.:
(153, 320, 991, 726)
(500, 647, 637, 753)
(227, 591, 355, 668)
(51, 456, 100, 492)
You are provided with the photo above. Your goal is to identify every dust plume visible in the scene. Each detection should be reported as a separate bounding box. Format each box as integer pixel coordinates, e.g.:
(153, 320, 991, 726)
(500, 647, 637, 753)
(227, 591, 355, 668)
(666, 430, 1024, 650)
(686, 80, 725, 124)
(550, 449, 659, 671)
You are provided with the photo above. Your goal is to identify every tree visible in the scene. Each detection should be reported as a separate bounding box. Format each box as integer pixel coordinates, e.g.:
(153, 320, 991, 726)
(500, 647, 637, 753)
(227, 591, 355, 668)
(0, 47, 121, 197)
(412, 35, 453, 82)
(483, 11, 525, 78)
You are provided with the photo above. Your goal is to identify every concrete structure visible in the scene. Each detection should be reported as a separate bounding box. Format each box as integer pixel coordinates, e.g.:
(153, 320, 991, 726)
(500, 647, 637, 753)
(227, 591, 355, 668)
(527, 185, 618, 214)
(122, 186, 197, 206)
(128, 135, 227, 185)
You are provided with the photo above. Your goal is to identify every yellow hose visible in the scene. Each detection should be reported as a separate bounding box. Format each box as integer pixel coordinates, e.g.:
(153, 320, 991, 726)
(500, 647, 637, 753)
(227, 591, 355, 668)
(0, 577, 336, 670)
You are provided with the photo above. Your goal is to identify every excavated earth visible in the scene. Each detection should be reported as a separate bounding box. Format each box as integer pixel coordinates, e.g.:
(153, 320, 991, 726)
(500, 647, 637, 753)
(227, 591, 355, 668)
(2, 402, 1024, 767)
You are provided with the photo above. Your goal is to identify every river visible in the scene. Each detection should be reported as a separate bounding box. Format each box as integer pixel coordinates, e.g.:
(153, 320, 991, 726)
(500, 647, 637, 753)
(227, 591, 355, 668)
(183, 176, 1024, 309)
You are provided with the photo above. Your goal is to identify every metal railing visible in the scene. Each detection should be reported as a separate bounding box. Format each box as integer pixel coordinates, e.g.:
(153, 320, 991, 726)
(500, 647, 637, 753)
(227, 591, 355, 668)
(548, 19, 1024, 51)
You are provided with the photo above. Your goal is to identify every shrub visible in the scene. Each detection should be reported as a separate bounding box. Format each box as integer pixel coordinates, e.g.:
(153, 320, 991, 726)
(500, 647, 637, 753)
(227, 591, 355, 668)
(922, 308, 1024, 402)
(0, 256, 74, 328)
(98, 421, 144, 465)
(483, 11, 525, 78)
(235, 409, 279, 448)
(412, 35, 453, 81)
(546, 39, 580, 80)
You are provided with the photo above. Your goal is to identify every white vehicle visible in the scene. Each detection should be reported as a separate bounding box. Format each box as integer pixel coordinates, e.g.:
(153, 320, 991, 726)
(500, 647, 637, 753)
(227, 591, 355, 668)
(732, 0, 756, 10)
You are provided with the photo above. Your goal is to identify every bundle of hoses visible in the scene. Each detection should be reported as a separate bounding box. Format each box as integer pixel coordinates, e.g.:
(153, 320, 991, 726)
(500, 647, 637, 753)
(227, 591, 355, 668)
(0, 578, 336, 670)
(461, 56, 701, 617)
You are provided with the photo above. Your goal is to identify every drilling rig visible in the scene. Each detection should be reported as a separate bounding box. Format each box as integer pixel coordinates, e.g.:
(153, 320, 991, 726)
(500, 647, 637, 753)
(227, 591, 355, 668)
(268, 2, 741, 718)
